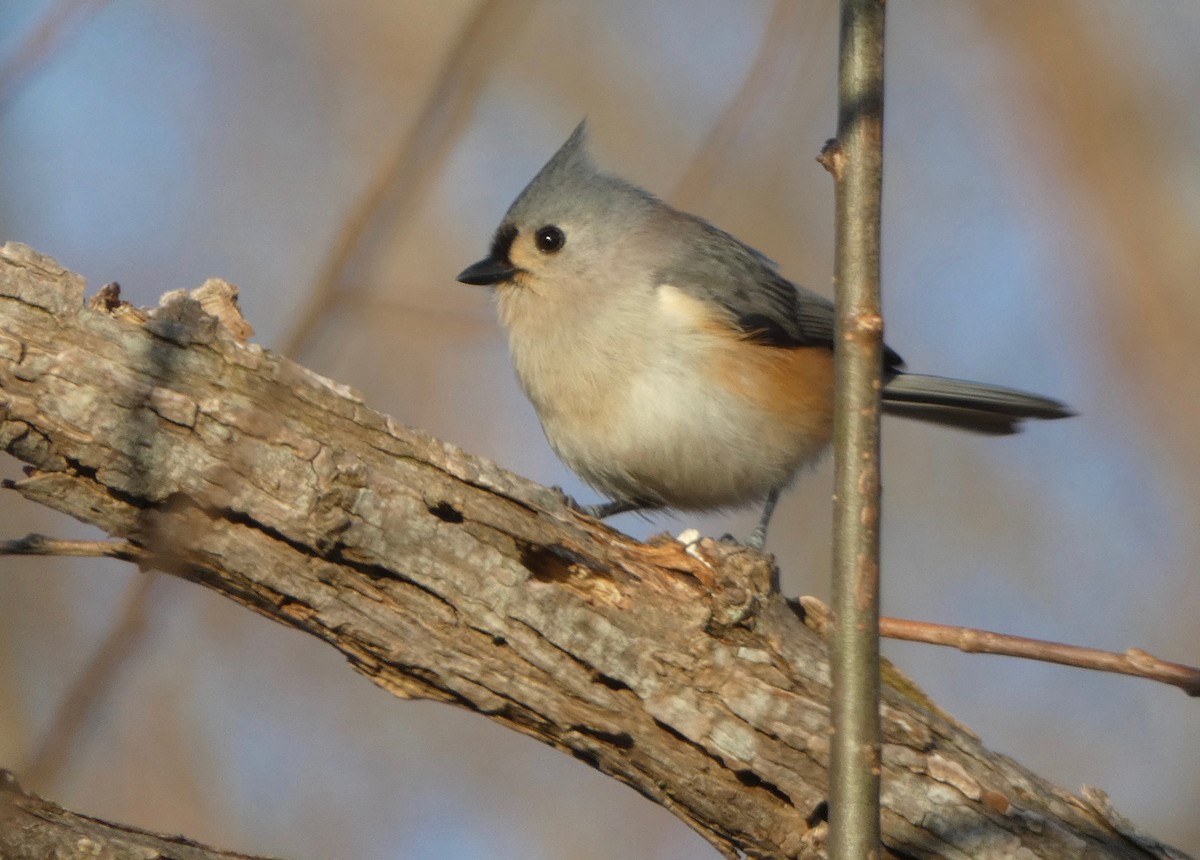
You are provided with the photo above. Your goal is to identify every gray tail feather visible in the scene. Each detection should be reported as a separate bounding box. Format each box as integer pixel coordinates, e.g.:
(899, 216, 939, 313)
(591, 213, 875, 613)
(882, 373, 1073, 436)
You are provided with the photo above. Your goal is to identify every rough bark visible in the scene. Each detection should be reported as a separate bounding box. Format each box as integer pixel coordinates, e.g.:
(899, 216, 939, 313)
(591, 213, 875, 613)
(0, 243, 1187, 860)
(0, 770, 277, 860)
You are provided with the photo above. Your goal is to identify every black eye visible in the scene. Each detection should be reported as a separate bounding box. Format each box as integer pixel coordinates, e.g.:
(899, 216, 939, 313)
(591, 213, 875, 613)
(534, 225, 565, 254)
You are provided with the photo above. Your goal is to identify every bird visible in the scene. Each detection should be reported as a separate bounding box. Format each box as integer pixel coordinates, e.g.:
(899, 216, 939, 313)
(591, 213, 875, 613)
(458, 122, 1072, 549)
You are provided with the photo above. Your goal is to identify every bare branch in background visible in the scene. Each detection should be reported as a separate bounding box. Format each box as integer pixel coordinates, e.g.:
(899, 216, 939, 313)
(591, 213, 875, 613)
(982, 4, 1200, 510)
(0, 0, 110, 108)
(283, 0, 536, 359)
(672, 0, 817, 208)
(22, 574, 160, 788)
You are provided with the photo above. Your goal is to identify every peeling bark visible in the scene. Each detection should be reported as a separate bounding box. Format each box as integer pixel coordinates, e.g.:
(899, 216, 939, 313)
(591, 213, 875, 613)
(0, 243, 1187, 860)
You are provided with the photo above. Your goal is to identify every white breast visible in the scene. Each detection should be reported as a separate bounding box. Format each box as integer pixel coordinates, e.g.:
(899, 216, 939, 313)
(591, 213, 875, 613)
(499, 283, 820, 510)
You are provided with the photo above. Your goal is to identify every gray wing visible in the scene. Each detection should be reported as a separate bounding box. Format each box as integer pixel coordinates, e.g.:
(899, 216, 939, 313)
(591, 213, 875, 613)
(658, 214, 904, 368)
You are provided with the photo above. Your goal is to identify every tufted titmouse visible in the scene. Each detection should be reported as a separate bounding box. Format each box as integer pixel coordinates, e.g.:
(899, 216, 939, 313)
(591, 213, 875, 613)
(458, 123, 1072, 549)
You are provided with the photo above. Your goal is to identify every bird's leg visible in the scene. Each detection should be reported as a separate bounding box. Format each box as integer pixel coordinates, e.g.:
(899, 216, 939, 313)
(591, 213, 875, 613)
(746, 486, 782, 551)
(577, 498, 647, 519)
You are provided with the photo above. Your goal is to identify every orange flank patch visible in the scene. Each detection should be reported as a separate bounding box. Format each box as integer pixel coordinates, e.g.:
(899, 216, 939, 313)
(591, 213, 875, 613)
(712, 339, 836, 448)
(655, 284, 836, 450)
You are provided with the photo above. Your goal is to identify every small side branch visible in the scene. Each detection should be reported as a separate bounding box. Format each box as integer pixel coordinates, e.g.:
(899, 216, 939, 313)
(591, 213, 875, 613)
(881, 616, 1200, 697)
(0, 531, 145, 561)
(797, 596, 1200, 696)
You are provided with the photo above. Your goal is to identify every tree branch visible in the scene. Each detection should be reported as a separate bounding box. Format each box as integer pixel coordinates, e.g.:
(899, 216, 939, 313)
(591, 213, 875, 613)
(0, 242, 1189, 859)
(0, 769, 280, 860)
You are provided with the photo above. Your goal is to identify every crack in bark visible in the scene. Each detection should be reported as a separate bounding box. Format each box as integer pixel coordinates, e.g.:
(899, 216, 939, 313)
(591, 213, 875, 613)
(734, 767, 793, 807)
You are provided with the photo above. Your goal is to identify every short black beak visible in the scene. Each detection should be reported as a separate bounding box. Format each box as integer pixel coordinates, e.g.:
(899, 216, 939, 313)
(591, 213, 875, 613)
(457, 256, 519, 286)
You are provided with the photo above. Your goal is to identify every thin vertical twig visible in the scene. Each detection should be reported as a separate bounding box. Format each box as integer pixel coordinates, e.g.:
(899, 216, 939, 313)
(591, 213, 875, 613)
(820, 0, 887, 856)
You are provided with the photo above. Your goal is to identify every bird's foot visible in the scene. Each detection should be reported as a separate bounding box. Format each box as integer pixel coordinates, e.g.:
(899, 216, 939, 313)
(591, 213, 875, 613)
(574, 498, 646, 519)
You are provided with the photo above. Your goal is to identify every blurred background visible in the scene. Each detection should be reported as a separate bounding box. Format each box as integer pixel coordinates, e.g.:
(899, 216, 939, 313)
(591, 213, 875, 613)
(1, 1, 1198, 857)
